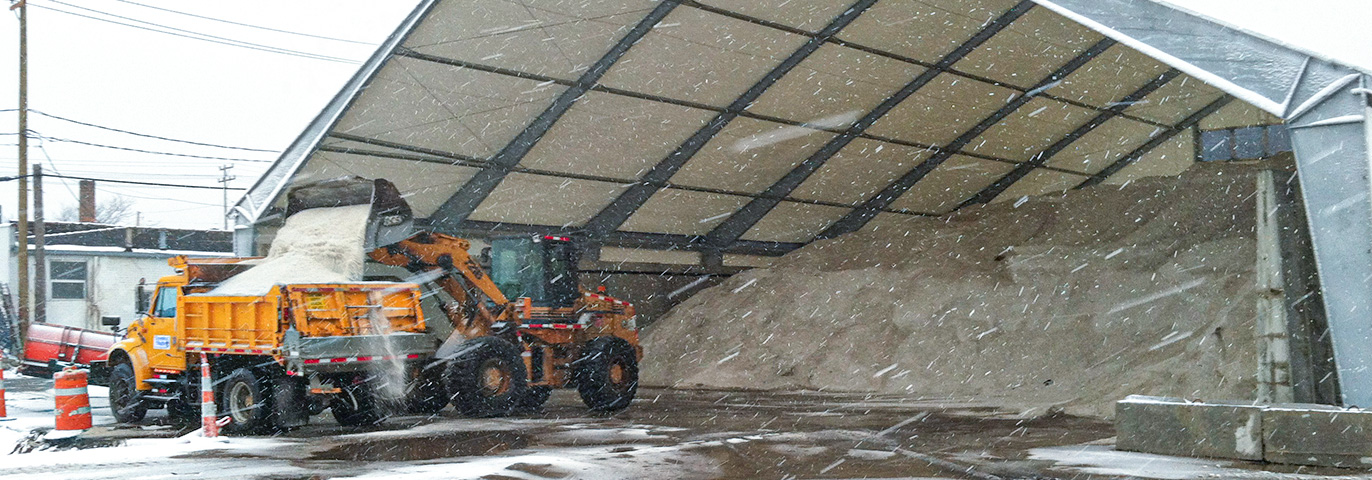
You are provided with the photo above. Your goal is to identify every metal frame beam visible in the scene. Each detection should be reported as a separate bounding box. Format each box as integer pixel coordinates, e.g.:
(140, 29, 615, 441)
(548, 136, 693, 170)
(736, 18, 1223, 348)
(318, 134, 940, 216)
(809, 37, 1117, 241)
(1076, 95, 1233, 188)
(391, 49, 1092, 177)
(580, 0, 879, 238)
(431, 219, 802, 257)
(426, 0, 679, 229)
(679, 0, 1169, 130)
(957, 68, 1181, 208)
(700, 0, 1042, 248)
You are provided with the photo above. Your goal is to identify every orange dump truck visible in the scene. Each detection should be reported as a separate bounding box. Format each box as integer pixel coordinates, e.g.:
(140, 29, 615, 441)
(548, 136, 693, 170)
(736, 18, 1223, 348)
(104, 256, 436, 432)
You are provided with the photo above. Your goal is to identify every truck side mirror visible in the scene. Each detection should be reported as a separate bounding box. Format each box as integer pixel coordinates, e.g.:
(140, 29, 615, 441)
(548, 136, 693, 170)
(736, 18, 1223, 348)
(135, 279, 150, 314)
(101, 316, 122, 329)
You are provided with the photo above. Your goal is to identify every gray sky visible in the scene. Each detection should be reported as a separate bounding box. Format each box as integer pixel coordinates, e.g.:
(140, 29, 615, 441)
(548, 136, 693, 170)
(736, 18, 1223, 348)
(0, 0, 1360, 230)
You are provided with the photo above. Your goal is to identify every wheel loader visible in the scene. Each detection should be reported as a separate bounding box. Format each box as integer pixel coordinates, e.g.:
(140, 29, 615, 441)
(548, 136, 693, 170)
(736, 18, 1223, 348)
(101, 177, 641, 433)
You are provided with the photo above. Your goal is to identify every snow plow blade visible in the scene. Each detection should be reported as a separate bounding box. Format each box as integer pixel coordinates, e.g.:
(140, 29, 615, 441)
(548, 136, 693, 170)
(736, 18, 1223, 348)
(285, 176, 414, 249)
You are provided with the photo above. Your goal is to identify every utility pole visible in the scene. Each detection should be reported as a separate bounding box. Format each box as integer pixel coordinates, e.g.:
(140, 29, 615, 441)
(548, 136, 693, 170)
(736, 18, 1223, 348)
(218, 164, 234, 230)
(14, 0, 29, 344)
(32, 163, 42, 324)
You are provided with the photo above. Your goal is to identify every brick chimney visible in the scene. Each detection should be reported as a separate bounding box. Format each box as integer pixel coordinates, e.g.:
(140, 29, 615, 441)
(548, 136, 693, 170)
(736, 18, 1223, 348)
(79, 180, 96, 223)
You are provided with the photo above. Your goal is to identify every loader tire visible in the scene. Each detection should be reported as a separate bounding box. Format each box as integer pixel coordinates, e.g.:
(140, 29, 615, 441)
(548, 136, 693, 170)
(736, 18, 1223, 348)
(445, 336, 527, 417)
(406, 364, 449, 414)
(575, 337, 638, 412)
(332, 378, 384, 427)
(520, 386, 553, 411)
(109, 362, 147, 423)
(221, 368, 272, 434)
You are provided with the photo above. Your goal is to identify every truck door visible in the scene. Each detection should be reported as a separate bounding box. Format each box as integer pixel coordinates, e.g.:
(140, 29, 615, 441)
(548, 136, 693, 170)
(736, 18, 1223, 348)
(145, 286, 185, 371)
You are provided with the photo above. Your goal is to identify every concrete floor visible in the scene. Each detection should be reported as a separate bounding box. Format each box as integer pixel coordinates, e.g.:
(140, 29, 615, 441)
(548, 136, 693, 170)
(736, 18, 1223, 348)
(5, 376, 1372, 479)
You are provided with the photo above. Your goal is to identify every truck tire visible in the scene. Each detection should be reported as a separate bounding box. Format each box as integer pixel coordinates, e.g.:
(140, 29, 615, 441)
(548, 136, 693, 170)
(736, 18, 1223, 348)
(220, 368, 272, 434)
(574, 337, 638, 412)
(406, 364, 448, 414)
(332, 378, 384, 426)
(108, 362, 147, 423)
(445, 336, 528, 417)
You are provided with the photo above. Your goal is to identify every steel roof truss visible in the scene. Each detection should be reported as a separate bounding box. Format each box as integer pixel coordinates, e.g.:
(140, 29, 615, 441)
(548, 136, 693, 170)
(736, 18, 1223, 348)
(580, 0, 880, 238)
(426, 0, 680, 229)
(957, 68, 1182, 208)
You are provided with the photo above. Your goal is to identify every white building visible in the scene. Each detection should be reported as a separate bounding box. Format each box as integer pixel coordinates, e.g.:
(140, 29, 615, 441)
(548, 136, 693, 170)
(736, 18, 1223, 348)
(0, 222, 233, 331)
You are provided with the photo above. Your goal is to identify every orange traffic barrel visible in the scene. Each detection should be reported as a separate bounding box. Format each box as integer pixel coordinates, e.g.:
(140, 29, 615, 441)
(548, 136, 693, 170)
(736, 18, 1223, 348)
(54, 367, 92, 430)
(0, 354, 7, 418)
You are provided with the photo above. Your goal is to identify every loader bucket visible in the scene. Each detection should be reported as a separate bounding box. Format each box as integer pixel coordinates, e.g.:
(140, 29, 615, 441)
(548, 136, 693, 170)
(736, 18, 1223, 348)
(286, 176, 415, 249)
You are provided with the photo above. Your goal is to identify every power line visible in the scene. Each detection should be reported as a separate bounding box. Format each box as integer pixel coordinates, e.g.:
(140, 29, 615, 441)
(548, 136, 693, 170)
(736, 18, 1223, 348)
(28, 1, 362, 64)
(30, 109, 279, 153)
(0, 172, 245, 190)
(114, 0, 376, 46)
(30, 134, 274, 163)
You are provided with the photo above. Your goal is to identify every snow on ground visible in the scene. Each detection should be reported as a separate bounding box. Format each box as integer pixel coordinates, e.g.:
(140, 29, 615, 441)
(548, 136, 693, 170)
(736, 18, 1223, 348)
(335, 443, 720, 480)
(1029, 445, 1357, 479)
(2, 368, 115, 453)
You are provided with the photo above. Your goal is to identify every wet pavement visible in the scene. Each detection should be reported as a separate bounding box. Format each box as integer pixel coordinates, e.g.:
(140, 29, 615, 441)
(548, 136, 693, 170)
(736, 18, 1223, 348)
(7, 377, 1372, 479)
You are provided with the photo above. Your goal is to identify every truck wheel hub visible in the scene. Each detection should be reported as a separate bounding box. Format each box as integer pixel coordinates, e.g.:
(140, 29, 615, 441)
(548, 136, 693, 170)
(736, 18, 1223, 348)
(480, 361, 510, 396)
(229, 383, 255, 421)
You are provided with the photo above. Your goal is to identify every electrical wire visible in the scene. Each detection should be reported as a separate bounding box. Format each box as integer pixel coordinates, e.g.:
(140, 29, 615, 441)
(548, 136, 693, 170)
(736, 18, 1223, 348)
(29, 109, 279, 153)
(113, 0, 377, 46)
(31, 134, 275, 163)
(0, 172, 244, 190)
(28, 1, 362, 64)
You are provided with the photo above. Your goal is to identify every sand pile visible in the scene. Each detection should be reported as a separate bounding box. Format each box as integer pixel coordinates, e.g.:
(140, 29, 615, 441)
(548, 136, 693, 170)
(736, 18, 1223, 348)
(210, 204, 372, 295)
(644, 164, 1267, 417)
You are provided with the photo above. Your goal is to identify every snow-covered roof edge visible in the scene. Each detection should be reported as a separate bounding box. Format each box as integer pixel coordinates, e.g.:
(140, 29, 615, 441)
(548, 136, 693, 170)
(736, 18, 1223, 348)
(1035, 0, 1370, 117)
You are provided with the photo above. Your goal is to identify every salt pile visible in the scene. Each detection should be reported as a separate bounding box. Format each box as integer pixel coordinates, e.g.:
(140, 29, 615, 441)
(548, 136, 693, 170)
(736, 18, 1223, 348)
(643, 164, 1268, 417)
(209, 204, 372, 296)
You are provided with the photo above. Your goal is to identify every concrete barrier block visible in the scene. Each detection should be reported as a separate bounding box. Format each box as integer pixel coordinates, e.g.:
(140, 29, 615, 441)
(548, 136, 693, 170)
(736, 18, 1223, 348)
(1115, 396, 1264, 461)
(1262, 403, 1372, 467)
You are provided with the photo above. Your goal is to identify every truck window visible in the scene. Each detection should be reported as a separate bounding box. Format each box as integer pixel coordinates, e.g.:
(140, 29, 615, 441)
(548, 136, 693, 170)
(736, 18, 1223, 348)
(153, 286, 178, 318)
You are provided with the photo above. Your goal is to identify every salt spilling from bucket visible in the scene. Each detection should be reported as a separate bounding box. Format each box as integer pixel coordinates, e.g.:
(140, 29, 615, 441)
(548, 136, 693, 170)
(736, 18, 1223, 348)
(209, 204, 372, 296)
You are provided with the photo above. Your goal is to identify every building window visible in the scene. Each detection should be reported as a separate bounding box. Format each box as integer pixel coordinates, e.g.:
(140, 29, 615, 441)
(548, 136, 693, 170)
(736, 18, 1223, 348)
(51, 261, 87, 299)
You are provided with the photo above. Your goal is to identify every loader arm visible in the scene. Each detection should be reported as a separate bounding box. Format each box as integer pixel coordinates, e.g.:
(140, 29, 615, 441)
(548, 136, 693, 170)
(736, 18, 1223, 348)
(368, 232, 514, 338)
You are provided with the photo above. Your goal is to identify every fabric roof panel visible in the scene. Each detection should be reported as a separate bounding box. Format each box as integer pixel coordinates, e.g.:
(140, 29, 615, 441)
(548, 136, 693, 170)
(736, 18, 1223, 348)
(1199, 100, 1283, 130)
(860, 211, 926, 234)
(970, 97, 1098, 160)
(867, 73, 1018, 146)
(952, 7, 1105, 85)
(618, 189, 751, 236)
(1103, 129, 1195, 185)
(739, 201, 851, 243)
(670, 117, 836, 193)
(520, 92, 716, 179)
(1126, 74, 1226, 125)
(791, 139, 932, 205)
(1043, 116, 1156, 174)
(838, 0, 1017, 64)
(297, 151, 480, 218)
(887, 155, 1016, 213)
(1053, 43, 1173, 107)
(748, 44, 926, 128)
(401, 0, 656, 80)
(334, 59, 564, 159)
(599, 7, 810, 107)
(467, 173, 628, 227)
(991, 168, 1089, 202)
(695, 0, 853, 32)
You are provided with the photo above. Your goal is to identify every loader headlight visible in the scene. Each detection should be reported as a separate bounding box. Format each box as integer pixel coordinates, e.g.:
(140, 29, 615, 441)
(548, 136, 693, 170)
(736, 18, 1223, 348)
(623, 316, 637, 331)
(381, 214, 406, 227)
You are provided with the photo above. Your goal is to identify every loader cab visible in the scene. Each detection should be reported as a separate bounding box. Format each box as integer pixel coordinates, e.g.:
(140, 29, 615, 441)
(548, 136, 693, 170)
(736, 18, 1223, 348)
(490, 235, 579, 308)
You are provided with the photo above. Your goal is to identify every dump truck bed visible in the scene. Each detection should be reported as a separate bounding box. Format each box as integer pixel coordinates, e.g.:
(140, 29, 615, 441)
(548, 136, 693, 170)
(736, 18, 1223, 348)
(182, 283, 435, 370)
